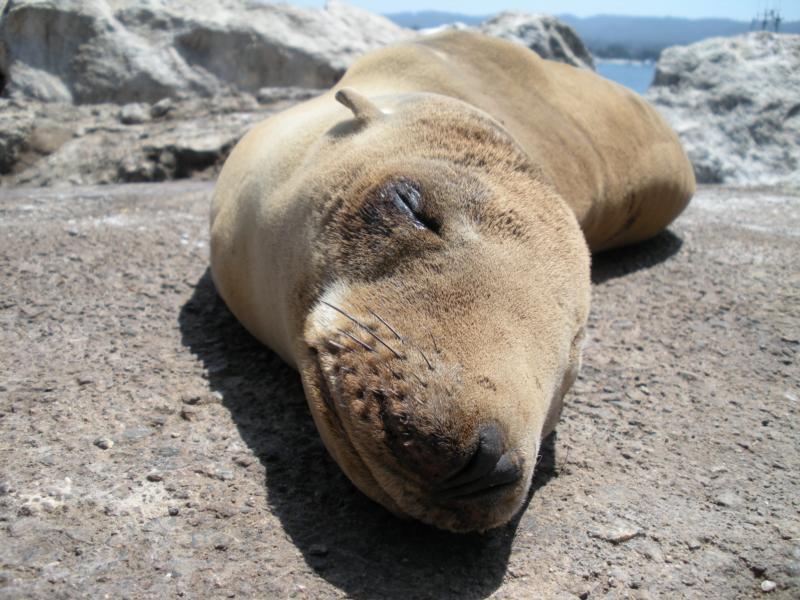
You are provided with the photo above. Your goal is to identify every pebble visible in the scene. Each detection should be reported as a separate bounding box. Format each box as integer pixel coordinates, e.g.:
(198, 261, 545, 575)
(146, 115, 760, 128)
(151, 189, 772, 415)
(234, 454, 254, 468)
(94, 437, 114, 450)
(213, 534, 235, 551)
(760, 580, 776, 592)
(589, 520, 642, 544)
(181, 407, 200, 422)
(197, 465, 234, 481)
(150, 98, 174, 119)
(146, 472, 164, 482)
(119, 103, 150, 125)
(714, 491, 742, 507)
(168, 506, 180, 516)
(181, 391, 222, 406)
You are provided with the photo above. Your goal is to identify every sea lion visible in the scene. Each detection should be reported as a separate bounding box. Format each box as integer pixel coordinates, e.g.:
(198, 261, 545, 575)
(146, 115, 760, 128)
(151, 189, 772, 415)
(209, 31, 695, 532)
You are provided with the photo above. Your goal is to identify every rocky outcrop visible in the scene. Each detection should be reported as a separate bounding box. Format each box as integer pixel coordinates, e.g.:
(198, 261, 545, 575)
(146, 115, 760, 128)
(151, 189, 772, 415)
(0, 90, 318, 186)
(0, 0, 411, 104)
(647, 32, 800, 186)
(479, 12, 595, 70)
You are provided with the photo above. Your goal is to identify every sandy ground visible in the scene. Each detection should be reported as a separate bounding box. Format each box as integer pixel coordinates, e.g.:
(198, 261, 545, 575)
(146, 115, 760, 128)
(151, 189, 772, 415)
(0, 182, 798, 599)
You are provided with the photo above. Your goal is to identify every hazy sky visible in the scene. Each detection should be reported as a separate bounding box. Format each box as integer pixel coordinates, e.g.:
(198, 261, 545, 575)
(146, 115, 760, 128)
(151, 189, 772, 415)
(282, 1, 799, 21)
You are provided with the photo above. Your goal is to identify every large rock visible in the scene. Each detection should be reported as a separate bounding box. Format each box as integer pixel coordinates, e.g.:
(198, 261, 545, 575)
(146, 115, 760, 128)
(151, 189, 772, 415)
(646, 32, 800, 186)
(479, 12, 595, 70)
(0, 0, 411, 104)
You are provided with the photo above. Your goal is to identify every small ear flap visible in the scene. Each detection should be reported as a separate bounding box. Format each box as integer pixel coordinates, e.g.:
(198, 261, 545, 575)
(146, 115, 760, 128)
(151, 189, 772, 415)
(335, 88, 384, 124)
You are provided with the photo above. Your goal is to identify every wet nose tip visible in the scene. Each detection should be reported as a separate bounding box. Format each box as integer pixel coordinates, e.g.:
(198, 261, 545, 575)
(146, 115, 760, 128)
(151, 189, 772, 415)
(434, 423, 522, 500)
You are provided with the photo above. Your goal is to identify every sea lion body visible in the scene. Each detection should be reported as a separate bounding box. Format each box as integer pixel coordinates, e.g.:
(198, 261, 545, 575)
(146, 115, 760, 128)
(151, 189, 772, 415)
(210, 31, 694, 532)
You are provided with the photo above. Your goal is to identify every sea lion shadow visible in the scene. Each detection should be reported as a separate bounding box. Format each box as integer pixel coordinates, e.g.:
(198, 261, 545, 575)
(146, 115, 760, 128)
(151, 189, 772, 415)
(591, 229, 683, 284)
(179, 270, 557, 599)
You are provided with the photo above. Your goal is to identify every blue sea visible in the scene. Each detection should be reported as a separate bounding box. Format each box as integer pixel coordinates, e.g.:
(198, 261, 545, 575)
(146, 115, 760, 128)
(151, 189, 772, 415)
(595, 60, 657, 95)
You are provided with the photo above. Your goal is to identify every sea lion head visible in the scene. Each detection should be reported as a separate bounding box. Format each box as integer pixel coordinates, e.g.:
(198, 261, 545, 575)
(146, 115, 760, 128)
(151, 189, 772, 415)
(294, 90, 590, 532)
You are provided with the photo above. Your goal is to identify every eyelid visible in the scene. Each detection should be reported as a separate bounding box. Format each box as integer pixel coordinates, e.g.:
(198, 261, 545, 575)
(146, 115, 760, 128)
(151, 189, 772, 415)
(389, 186, 425, 229)
(382, 181, 441, 234)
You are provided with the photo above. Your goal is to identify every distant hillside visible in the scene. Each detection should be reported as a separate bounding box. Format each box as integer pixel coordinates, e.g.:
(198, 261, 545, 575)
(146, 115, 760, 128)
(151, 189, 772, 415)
(386, 11, 486, 29)
(385, 11, 800, 60)
(559, 14, 800, 60)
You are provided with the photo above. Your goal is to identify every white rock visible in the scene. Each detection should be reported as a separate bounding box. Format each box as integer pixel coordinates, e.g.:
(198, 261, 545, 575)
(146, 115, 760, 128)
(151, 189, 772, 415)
(119, 103, 150, 125)
(646, 32, 800, 186)
(0, 0, 411, 104)
(479, 12, 595, 70)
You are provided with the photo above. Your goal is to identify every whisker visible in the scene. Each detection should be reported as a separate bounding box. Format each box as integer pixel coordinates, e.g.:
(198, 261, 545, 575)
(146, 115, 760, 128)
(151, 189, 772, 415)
(323, 301, 402, 358)
(412, 373, 427, 387)
(339, 329, 375, 353)
(327, 340, 348, 352)
(370, 332, 403, 359)
(429, 333, 439, 353)
(322, 300, 368, 328)
(418, 349, 434, 371)
(367, 308, 404, 341)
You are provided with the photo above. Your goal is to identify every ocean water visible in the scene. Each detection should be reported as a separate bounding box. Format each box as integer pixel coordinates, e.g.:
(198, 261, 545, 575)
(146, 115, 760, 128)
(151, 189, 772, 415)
(595, 60, 657, 95)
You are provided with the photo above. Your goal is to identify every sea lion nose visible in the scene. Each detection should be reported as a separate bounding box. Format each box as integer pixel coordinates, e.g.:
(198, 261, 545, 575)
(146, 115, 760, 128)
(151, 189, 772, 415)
(434, 423, 522, 500)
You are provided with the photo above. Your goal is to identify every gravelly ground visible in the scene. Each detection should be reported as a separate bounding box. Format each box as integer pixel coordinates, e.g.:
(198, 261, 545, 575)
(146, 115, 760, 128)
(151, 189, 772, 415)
(0, 182, 798, 599)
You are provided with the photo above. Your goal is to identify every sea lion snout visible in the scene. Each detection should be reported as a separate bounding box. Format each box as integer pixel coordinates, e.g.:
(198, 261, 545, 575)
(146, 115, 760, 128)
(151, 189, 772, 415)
(302, 291, 537, 531)
(433, 423, 523, 501)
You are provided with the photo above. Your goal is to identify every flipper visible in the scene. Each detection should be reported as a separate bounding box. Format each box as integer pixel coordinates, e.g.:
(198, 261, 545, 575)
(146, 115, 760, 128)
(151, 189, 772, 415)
(335, 88, 384, 124)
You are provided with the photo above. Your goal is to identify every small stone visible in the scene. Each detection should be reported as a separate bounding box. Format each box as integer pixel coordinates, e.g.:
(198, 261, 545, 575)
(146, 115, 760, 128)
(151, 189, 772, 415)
(150, 98, 174, 119)
(147, 472, 164, 482)
(589, 520, 642, 544)
(94, 437, 114, 450)
(760, 580, 776, 592)
(168, 506, 180, 516)
(0, 481, 12, 495)
(213, 534, 234, 551)
(119, 103, 150, 125)
(181, 392, 221, 406)
(714, 491, 741, 507)
(309, 543, 329, 556)
(687, 539, 701, 550)
(181, 407, 200, 422)
(234, 455, 254, 468)
(196, 465, 234, 481)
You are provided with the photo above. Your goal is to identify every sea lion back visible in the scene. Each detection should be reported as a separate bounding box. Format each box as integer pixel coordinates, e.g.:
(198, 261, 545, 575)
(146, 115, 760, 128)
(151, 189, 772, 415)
(338, 30, 696, 251)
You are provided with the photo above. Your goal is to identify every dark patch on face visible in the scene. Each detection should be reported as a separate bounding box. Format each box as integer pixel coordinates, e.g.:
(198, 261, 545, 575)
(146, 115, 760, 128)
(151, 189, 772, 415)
(477, 376, 497, 392)
(322, 176, 447, 281)
(378, 392, 467, 485)
(353, 178, 440, 241)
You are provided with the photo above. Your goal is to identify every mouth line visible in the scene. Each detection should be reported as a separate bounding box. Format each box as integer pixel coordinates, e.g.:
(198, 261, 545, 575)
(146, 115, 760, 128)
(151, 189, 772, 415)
(435, 478, 520, 503)
(311, 351, 349, 438)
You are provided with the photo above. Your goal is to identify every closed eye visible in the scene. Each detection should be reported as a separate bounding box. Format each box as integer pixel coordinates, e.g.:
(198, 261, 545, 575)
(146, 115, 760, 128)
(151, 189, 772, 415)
(385, 181, 441, 234)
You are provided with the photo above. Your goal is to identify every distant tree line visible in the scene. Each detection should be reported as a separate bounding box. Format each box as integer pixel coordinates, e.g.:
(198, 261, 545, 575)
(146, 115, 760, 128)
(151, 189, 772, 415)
(589, 44, 662, 61)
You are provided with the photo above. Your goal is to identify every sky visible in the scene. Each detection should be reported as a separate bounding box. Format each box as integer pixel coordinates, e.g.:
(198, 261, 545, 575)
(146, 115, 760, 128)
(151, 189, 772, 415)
(281, 1, 800, 21)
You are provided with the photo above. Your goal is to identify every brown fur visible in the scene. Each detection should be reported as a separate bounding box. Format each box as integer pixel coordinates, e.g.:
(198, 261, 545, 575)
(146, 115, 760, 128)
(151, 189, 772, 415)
(209, 31, 694, 532)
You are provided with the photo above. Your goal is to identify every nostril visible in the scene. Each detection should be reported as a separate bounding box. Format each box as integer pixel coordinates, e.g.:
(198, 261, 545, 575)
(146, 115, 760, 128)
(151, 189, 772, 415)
(437, 423, 505, 491)
(435, 450, 522, 501)
(432, 423, 523, 501)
